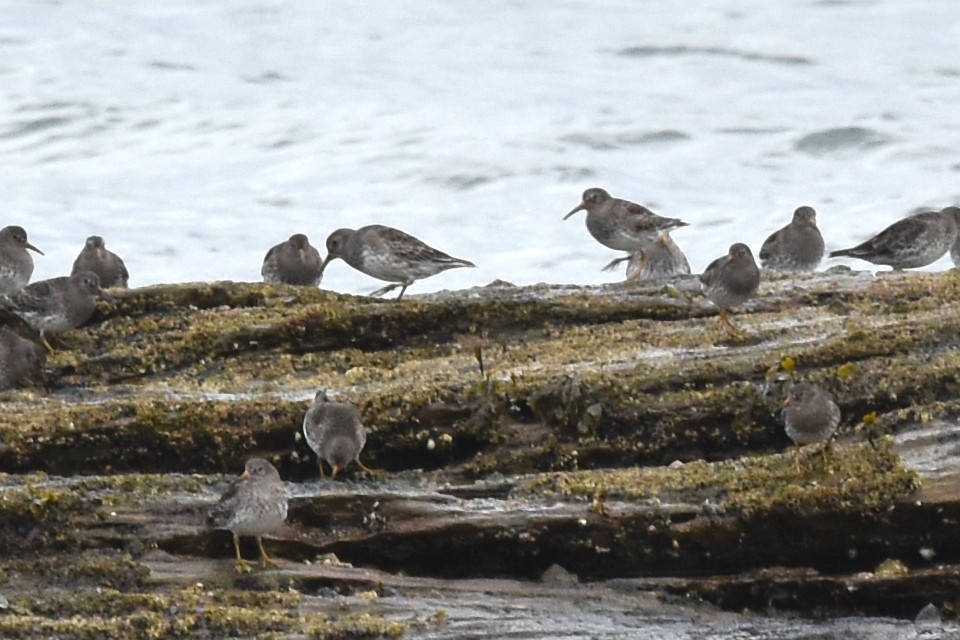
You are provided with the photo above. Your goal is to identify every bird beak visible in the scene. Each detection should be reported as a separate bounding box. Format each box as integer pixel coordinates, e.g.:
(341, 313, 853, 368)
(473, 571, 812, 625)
(563, 202, 587, 221)
(331, 465, 341, 479)
(99, 289, 116, 302)
(780, 395, 794, 408)
(26, 242, 44, 256)
(240, 469, 251, 480)
(319, 254, 334, 274)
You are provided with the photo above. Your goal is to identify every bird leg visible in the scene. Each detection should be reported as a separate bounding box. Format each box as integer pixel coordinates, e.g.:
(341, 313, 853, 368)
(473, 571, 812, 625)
(369, 283, 402, 298)
(818, 441, 833, 466)
(794, 444, 803, 472)
(39, 334, 54, 354)
(317, 459, 326, 479)
(601, 256, 630, 272)
(355, 457, 376, 474)
(233, 533, 252, 574)
(718, 309, 741, 334)
(257, 536, 280, 568)
(624, 254, 649, 282)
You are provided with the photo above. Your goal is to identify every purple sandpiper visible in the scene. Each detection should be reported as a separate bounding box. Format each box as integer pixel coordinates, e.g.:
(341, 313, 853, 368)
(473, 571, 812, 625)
(302, 390, 371, 478)
(759, 206, 825, 272)
(261, 233, 323, 287)
(781, 383, 841, 470)
(0, 327, 45, 390)
(564, 188, 689, 270)
(699, 243, 761, 332)
(619, 233, 691, 281)
(0, 271, 106, 350)
(320, 224, 476, 299)
(71, 236, 129, 288)
(207, 458, 288, 572)
(829, 207, 960, 270)
(0, 226, 43, 295)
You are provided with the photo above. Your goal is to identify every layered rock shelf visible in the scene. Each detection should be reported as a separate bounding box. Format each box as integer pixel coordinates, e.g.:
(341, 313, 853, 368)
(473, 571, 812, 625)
(1, 268, 959, 638)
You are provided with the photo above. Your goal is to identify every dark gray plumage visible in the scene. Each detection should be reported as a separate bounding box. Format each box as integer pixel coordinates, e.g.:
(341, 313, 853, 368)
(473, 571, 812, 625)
(0, 271, 105, 349)
(71, 236, 129, 288)
(0, 328, 45, 390)
(0, 225, 43, 295)
(320, 224, 475, 300)
(829, 207, 960, 270)
(699, 243, 761, 331)
(782, 383, 841, 469)
(261, 233, 323, 287)
(564, 188, 689, 264)
(302, 390, 370, 478)
(759, 206, 825, 272)
(207, 458, 287, 572)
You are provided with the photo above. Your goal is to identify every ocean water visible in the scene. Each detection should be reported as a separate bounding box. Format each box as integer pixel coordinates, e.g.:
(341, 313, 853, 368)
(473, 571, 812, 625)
(2, 0, 960, 294)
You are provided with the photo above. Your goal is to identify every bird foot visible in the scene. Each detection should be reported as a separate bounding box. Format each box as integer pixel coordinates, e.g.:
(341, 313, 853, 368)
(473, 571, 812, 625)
(234, 558, 253, 574)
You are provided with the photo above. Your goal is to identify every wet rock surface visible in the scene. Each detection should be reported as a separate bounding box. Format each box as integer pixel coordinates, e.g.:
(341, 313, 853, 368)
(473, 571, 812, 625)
(0, 269, 959, 637)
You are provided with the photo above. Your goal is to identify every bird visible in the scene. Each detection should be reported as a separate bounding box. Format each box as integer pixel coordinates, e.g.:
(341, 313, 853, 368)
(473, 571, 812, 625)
(699, 243, 761, 332)
(0, 327, 46, 390)
(781, 383, 841, 470)
(207, 458, 288, 573)
(829, 207, 960, 270)
(71, 236, 129, 288)
(320, 224, 476, 300)
(0, 225, 43, 295)
(302, 390, 371, 478)
(564, 188, 689, 271)
(618, 233, 691, 281)
(758, 206, 825, 272)
(0, 271, 107, 351)
(261, 233, 323, 287)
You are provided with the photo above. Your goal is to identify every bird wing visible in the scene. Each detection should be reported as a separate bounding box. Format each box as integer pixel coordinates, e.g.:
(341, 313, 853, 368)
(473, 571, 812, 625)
(375, 228, 474, 268)
(758, 228, 783, 261)
(261, 245, 280, 271)
(116, 256, 130, 284)
(8, 281, 57, 314)
(866, 216, 929, 250)
(699, 254, 727, 286)
(207, 477, 243, 527)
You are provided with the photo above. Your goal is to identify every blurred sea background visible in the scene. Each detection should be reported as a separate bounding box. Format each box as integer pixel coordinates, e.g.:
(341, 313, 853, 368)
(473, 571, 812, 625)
(2, 0, 959, 294)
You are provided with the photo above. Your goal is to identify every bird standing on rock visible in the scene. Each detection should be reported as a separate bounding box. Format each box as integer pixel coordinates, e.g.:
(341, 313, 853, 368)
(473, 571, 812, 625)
(759, 206, 825, 272)
(302, 390, 371, 478)
(71, 236, 129, 288)
(0, 225, 43, 295)
(829, 207, 960, 270)
(320, 224, 475, 300)
(564, 187, 689, 271)
(207, 458, 288, 573)
(781, 383, 841, 470)
(261, 233, 323, 287)
(0, 271, 107, 351)
(699, 243, 760, 332)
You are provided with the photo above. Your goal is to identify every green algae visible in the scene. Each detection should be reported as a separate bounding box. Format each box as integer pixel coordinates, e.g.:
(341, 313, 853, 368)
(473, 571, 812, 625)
(521, 438, 919, 517)
(6, 272, 960, 478)
(0, 583, 406, 640)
